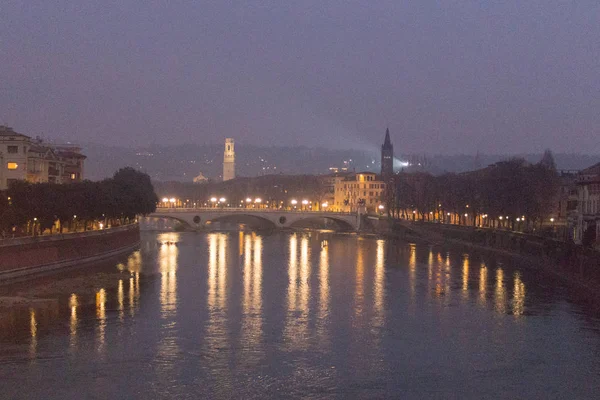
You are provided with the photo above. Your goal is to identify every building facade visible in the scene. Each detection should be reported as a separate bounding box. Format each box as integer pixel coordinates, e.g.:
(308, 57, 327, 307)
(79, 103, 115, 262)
(333, 172, 385, 213)
(0, 126, 86, 190)
(573, 162, 600, 247)
(223, 138, 235, 181)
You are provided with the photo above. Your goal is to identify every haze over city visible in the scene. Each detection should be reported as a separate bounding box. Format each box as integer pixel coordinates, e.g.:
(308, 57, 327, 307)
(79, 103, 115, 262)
(2, 1, 599, 154)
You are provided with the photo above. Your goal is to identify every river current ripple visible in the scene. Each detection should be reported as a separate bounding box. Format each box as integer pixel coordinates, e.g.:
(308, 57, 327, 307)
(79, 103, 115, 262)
(1, 231, 600, 399)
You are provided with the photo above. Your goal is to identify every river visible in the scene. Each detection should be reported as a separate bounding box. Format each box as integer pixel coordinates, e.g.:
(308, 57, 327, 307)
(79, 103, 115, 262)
(1, 230, 600, 399)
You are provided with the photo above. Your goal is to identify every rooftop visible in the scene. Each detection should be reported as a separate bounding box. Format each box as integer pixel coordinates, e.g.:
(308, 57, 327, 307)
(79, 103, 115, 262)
(0, 125, 30, 139)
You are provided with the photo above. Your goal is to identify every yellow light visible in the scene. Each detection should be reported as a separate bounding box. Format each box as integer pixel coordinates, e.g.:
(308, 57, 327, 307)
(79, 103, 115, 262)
(255, 198, 262, 203)
(162, 197, 169, 203)
(99, 223, 104, 229)
(499, 216, 503, 220)
(7, 162, 18, 170)
(464, 213, 468, 217)
(322, 202, 329, 208)
(378, 204, 384, 210)
(219, 197, 226, 203)
(291, 199, 298, 205)
(302, 199, 309, 205)
(169, 198, 176, 203)
(550, 218, 555, 222)
(516, 218, 521, 222)
(210, 197, 217, 202)
(246, 197, 252, 202)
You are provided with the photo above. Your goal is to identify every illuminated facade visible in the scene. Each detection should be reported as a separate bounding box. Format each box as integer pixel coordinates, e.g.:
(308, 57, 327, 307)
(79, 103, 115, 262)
(0, 125, 86, 190)
(333, 172, 385, 213)
(223, 138, 235, 181)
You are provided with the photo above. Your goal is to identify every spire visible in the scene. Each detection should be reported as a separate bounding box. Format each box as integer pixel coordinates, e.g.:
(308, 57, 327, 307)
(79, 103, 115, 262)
(383, 127, 391, 147)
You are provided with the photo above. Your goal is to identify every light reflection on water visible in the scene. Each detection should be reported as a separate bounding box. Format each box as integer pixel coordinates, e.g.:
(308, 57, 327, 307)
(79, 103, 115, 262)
(2, 231, 600, 399)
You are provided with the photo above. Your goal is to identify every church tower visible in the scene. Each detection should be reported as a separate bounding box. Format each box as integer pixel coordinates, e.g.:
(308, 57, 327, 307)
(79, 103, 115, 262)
(223, 138, 235, 181)
(381, 128, 394, 179)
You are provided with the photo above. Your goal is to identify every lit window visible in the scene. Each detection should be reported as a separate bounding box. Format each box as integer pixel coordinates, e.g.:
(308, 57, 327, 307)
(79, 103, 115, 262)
(71, 173, 76, 180)
(7, 162, 18, 170)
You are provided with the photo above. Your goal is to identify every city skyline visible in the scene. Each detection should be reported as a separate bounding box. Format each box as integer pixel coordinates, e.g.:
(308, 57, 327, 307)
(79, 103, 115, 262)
(1, 1, 599, 154)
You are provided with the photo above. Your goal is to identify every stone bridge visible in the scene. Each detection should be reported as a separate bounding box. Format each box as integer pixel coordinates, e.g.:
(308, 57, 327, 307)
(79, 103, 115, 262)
(148, 208, 361, 231)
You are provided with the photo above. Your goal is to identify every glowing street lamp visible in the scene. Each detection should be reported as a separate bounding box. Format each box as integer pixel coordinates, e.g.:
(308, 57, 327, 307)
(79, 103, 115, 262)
(322, 202, 329, 209)
(246, 197, 252, 203)
(219, 197, 226, 203)
(302, 200, 309, 205)
(378, 204, 384, 210)
(162, 197, 169, 203)
(255, 198, 262, 203)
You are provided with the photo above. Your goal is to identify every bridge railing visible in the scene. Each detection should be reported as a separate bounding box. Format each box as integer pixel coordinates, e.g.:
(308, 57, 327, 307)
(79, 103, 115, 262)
(153, 207, 356, 216)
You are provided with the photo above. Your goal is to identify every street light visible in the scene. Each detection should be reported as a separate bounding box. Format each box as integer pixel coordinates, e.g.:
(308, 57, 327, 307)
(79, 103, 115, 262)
(291, 199, 298, 205)
(219, 197, 226, 203)
(302, 200, 309, 205)
(162, 197, 169, 203)
(255, 198, 262, 203)
(246, 197, 252, 203)
(322, 202, 329, 209)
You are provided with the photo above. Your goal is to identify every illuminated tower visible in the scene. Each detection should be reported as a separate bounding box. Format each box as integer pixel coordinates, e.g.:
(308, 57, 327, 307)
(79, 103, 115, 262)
(381, 128, 394, 179)
(223, 138, 235, 181)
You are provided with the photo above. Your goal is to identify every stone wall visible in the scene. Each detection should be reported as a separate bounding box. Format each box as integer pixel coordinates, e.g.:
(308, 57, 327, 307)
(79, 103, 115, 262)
(0, 225, 140, 278)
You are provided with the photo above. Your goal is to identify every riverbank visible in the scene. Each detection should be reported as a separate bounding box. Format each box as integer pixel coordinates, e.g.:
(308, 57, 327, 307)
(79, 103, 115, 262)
(380, 218, 600, 303)
(0, 224, 140, 281)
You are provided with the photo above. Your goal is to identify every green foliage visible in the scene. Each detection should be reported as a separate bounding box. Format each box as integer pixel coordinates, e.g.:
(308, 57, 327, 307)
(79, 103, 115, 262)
(0, 168, 157, 236)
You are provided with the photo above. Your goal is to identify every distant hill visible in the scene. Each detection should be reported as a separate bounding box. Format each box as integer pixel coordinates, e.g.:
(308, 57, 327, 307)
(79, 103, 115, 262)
(80, 142, 600, 182)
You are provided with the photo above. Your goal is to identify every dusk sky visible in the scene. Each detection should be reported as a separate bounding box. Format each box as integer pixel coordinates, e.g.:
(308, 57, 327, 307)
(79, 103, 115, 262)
(1, 1, 599, 154)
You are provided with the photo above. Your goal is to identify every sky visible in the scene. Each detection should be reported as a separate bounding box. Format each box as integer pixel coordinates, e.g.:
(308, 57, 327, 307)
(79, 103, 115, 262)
(1, 1, 599, 154)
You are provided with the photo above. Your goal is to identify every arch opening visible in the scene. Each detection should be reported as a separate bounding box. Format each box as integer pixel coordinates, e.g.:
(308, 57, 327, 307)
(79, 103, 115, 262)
(206, 214, 277, 230)
(288, 216, 355, 231)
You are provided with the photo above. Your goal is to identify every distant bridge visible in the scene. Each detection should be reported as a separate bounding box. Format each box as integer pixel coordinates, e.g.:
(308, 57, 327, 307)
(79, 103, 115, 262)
(148, 208, 361, 231)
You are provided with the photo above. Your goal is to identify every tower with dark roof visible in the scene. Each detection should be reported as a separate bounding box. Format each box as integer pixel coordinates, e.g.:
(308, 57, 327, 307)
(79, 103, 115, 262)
(381, 128, 394, 179)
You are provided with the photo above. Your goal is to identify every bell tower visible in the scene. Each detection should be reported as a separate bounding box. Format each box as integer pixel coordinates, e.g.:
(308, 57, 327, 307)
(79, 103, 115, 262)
(223, 138, 235, 181)
(381, 128, 394, 179)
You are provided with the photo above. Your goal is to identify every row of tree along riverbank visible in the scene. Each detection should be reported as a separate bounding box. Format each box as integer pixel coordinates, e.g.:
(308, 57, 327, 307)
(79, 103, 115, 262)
(0, 167, 158, 238)
(387, 156, 559, 234)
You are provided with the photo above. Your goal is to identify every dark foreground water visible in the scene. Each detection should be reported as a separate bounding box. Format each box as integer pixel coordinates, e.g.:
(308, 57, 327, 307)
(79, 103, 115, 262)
(1, 231, 600, 399)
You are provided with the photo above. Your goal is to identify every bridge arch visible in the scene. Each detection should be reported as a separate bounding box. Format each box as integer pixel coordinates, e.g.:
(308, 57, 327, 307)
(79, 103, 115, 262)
(287, 215, 356, 231)
(147, 214, 198, 229)
(205, 214, 277, 229)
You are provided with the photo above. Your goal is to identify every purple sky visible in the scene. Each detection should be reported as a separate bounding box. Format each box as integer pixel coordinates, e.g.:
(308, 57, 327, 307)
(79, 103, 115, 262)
(1, 1, 599, 154)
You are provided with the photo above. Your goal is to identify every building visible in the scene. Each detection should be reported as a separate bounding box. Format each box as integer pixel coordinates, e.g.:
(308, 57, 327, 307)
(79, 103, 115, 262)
(0, 125, 86, 190)
(193, 172, 209, 184)
(333, 172, 386, 213)
(573, 162, 600, 247)
(0, 126, 30, 189)
(381, 128, 394, 180)
(223, 138, 235, 181)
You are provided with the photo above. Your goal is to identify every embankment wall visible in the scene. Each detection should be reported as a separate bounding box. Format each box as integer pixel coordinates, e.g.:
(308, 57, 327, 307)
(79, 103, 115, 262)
(0, 224, 140, 280)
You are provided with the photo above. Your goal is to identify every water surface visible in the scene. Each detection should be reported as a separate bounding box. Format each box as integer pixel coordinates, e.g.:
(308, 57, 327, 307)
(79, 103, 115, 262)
(1, 231, 600, 399)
